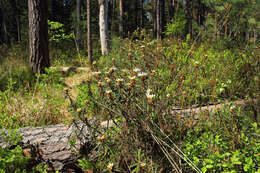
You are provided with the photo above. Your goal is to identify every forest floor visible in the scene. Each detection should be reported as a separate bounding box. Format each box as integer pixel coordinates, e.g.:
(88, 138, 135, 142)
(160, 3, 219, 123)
(0, 39, 259, 172)
(64, 69, 92, 102)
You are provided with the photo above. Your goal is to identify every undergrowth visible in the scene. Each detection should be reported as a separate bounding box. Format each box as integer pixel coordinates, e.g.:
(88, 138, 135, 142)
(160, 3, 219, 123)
(0, 34, 259, 172)
(75, 35, 259, 172)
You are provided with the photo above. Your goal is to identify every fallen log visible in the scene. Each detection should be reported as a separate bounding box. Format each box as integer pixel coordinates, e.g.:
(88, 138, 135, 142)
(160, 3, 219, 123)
(0, 99, 257, 172)
(169, 99, 258, 120)
(0, 121, 91, 172)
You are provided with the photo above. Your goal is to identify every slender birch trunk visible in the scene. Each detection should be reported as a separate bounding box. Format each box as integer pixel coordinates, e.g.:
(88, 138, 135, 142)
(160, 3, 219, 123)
(86, 0, 92, 64)
(119, 0, 123, 37)
(99, 0, 110, 55)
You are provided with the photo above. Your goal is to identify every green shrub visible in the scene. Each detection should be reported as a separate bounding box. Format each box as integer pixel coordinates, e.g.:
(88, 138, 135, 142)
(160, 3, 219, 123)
(165, 10, 187, 38)
(0, 145, 28, 173)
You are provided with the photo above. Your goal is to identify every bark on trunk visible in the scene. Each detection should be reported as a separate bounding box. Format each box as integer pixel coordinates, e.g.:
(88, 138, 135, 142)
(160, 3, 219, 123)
(0, 121, 90, 172)
(99, 0, 110, 55)
(119, 0, 123, 37)
(28, 0, 50, 74)
(153, 0, 157, 38)
(197, 0, 206, 26)
(86, 0, 93, 64)
(156, 0, 164, 39)
(167, 0, 175, 22)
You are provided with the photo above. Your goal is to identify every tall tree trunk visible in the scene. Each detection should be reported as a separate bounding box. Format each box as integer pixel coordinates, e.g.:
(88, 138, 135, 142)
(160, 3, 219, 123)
(167, 0, 175, 22)
(161, 0, 165, 34)
(156, 0, 164, 39)
(76, 0, 82, 49)
(153, 0, 157, 38)
(28, 0, 50, 73)
(183, 0, 192, 37)
(119, 0, 123, 37)
(99, 0, 110, 55)
(197, 0, 205, 26)
(86, 0, 92, 64)
(156, 0, 160, 39)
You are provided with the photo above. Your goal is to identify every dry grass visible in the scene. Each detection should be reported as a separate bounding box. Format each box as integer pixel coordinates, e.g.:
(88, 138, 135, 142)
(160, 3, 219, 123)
(0, 45, 93, 126)
(64, 70, 92, 100)
(3, 87, 72, 126)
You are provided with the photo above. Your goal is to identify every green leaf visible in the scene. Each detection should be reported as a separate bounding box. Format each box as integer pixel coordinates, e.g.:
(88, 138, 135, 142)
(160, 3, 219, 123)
(202, 167, 207, 173)
(248, 18, 256, 25)
(206, 164, 213, 169)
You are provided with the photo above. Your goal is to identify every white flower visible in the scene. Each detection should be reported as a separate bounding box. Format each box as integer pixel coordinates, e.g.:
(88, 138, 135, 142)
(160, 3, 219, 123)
(140, 162, 146, 167)
(116, 78, 123, 82)
(107, 162, 113, 171)
(230, 105, 236, 113)
(106, 90, 112, 94)
(146, 93, 155, 98)
(146, 89, 155, 98)
(92, 71, 101, 75)
(77, 108, 81, 112)
(110, 67, 118, 71)
(146, 88, 152, 95)
(133, 68, 141, 72)
(129, 76, 136, 80)
(137, 72, 148, 77)
(116, 78, 124, 87)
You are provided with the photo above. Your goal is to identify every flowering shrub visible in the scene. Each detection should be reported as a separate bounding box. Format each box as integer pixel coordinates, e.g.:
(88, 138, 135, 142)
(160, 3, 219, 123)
(76, 37, 259, 172)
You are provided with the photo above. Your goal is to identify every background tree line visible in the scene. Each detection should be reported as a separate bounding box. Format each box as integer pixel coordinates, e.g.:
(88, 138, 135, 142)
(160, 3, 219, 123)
(0, 0, 259, 73)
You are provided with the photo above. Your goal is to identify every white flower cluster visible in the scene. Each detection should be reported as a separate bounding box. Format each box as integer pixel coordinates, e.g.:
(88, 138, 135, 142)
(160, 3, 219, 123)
(106, 90, 112, 94)
(146, 88, 155, 99)
(137, 72, 148, 77)
(133, 68, 141, 73)
(116, 78, 123, 82)
(107, 162, 113, 171)
(129, 76, 136, 80)
(92, 71, 101, 75)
